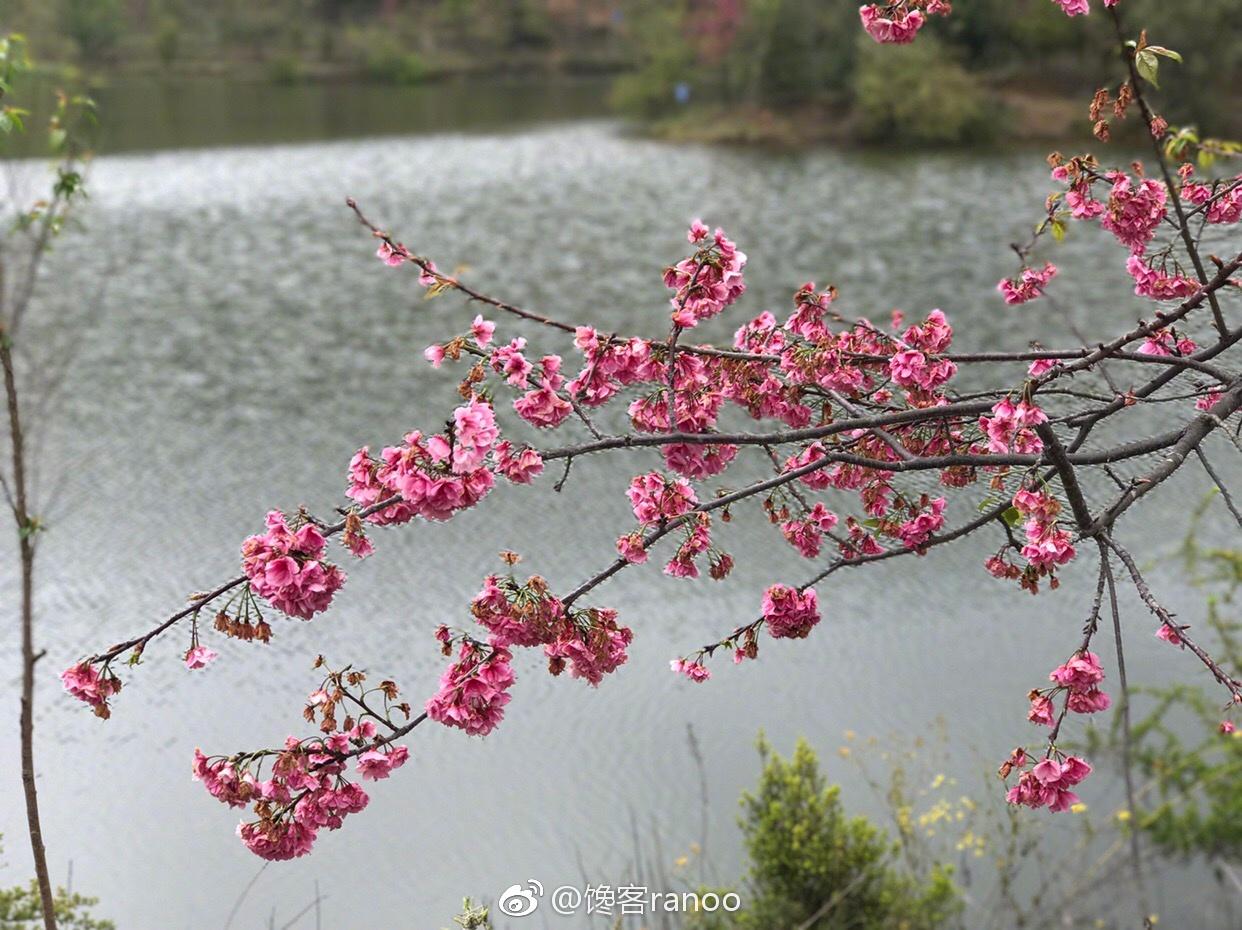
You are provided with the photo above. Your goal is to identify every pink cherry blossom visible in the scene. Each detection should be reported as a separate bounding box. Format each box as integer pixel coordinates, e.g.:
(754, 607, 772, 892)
(626, 472, 697, 525)
(184, 645, 219, 671)
(671, 657, 711, 682)
(998, 262, 1058, 305)
(470, 315, 495, 347)
(859, 4, 926, 44)
(425, 643, 516, 737)
(761, 584, 821, 640)
(241, 510, 346, 619)
(61, 662, 121, 717)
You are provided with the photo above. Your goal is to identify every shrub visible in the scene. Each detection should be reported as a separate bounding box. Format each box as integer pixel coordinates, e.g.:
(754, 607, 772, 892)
(0, 881, 114, 930)
(853, 34, 992, 145)
(691, 736, 960, 929)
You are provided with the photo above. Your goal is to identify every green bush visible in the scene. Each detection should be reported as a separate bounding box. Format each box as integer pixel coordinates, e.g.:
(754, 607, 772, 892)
(690, 736, 959, 930)
(853, 34, 992, 146)
(0, 881, 114, 930)
(344, 26, 427, 85)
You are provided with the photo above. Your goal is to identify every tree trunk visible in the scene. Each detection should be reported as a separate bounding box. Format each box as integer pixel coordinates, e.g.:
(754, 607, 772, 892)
(2, 334, 58, 930)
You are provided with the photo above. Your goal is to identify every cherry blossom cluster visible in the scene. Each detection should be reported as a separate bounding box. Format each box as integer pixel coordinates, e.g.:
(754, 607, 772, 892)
(344, 400, 501, 524)
(986, 485, 1077, 593)
(1051, 156, 1240, 319)
(193, 660, 411, 860)
(978, 397, 1047, 456)
(664, 220, 747, 328)
(1182, 170, 1242, 225)
(468, 569, 632, 686)
(998, 262, 1059, 306)
(999, 650, 1112, 812)
(59, 662, 122, 719)
(240, 510, 346, 619)
(1051, 0, 1120, 16)
(859, 1, 949, 45)
(1027, 650, 1111, 727)
(425, 638, 515, 736)
(1000, 748, 1093, 813)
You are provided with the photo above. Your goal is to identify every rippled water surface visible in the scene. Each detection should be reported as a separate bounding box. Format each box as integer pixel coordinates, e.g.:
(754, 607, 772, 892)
(0, 109, 1238, 928)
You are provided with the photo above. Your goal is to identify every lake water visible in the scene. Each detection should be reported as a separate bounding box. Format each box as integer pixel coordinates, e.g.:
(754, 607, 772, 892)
(0, 78, 1238, 928)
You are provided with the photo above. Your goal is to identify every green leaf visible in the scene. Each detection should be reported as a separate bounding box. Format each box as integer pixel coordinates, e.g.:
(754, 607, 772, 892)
(1135, 49, 1160, 87)
(1001, 507, 1022, 528)
(1146, 46, 1182, 63)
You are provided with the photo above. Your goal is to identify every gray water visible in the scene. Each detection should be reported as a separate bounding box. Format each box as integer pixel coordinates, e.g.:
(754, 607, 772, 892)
(0, 96, 1239, 929)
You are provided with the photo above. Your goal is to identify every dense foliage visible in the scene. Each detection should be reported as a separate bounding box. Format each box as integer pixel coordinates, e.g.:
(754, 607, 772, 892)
(689, 737, 959, 930)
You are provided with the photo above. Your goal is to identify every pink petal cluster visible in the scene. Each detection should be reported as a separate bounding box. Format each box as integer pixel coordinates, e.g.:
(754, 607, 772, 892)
(859, 4, 925, 44)
(471, 574, 565, 648)
(671, 657, 711, 682)
(1051, 0, 1090, 15)
(1005, 751, 1092, 812)
(1182, 176, 1242, 225)
(1028, 358, 1059, 378)
(978, 397, 1047, 455)
(570, 327, 660, 406)
(664, 222, 747, 328)
(1126, 255, 1198, 301)
(1101, 173, 1167, 253)
(1137, 328, 1197, 357)
(60, 662, 121, 718)
(1020, 527, 1076, 571)
(998, 262, 1058, 305)
(494, 441, 544, 484)
(376, 240, 408, 266)
(1053, 168, 1106, 219)
(184, 645, 219, 670)
(781, 503, 838, 559)
(451, 397, 500, 473)
(468, 575, 632, 686)
(544, 609, 633, 686)
(346, 413, 498, 525)
(616, 532, 648, 564)
(663, 442, 739, 479)
(664, 515, 713, 579)
(512, 355, 573, 429)
(888, 350, 956, 392)
(1050, 651, 1110, 714)
(1155, 623, 1184, 646)
(356, 745, 410, 781)
(627, 472, 698, 525)
(425, 642, 516, 737)
(1014, 486, 1077, 572)
(761, 584, 821, 640)
(491, 337, 533, 386)
(241, 511, 346, 619)
(194, 738, 380, 861)
(1196, 390, 1223, 412)
(897, 497, 947, 550)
